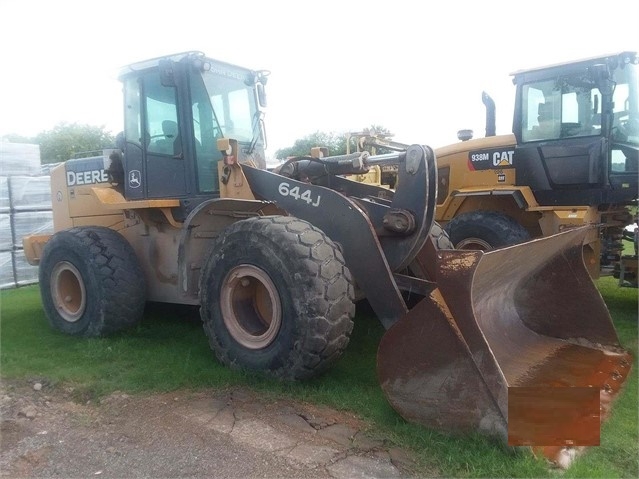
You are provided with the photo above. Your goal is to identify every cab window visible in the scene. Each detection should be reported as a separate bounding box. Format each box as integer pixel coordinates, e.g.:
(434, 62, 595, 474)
(521, 77, 599, 142)
(142, 74, 180, 157)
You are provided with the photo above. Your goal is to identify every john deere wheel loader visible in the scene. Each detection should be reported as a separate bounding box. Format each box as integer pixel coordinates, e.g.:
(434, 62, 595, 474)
(23, 52, 632, 467)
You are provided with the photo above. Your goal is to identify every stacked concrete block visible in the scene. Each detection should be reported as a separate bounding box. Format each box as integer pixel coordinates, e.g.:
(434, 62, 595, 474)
(0, 143, 41, 176)
(0, 143, 53, 289)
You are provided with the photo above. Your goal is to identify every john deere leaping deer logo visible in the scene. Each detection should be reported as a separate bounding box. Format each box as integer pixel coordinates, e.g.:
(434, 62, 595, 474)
(129, 170, 141, 188)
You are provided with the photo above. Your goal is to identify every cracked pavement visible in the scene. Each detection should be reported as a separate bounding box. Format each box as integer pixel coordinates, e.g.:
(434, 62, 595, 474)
(1, 381, 420, 478)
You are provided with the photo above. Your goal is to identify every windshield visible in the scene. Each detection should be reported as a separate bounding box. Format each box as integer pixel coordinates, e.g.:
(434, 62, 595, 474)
(198, 63, 259, 143)
(521, 60, 639, 147)
(188, 62, 263, 193)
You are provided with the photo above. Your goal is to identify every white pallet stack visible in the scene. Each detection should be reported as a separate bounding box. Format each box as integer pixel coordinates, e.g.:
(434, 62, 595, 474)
(0, 143, 54, 290)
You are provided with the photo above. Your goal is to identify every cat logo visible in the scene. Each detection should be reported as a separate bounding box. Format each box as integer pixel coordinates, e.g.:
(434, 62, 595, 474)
(492, 150, 514, 167)
(468, 148, 515, 171)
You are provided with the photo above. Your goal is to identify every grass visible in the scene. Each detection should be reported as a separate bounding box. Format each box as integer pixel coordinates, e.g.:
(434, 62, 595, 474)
(1, 277, 637, 478)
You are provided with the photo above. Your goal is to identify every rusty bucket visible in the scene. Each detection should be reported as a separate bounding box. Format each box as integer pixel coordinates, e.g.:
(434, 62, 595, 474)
(377, 226, 632, 467)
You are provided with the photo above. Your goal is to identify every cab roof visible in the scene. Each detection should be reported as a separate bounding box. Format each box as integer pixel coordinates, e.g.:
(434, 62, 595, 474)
(510, 51, 637, 77)
(117, 51, 255, 79)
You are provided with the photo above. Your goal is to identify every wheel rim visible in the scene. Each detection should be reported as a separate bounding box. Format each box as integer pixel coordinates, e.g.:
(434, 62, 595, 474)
(50, 261, 86, 322)
(220, 265, 282, 350)
(455, 237, 493, 251)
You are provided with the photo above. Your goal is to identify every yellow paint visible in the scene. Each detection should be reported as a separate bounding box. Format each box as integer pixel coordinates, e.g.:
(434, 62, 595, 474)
(87, 187, 180, 210)
(22, 234, 51, 265)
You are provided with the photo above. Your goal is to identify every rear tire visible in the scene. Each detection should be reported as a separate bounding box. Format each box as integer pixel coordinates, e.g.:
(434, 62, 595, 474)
(39, 227, 146, 337)
(199, 216, 355, 380)
(444, 211, 530, 250)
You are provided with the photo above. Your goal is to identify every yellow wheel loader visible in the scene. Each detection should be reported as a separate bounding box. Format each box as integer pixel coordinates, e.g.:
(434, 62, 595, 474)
(23, 52, 631, 467)
(349, 52, 639, 280)
(436, 52, 638, 280)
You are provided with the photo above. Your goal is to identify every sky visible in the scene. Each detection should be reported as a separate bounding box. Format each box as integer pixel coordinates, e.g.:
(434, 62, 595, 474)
(1, 0, 638, 159)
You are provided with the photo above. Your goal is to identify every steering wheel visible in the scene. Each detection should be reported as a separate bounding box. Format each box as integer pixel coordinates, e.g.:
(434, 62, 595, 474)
(614, 117, 639, 141)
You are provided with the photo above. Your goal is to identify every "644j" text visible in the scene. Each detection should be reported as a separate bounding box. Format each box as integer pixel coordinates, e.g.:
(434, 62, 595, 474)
(278, 182, 321, 207)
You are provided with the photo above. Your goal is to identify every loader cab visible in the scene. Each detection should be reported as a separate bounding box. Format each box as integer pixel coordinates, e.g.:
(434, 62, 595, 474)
(512, 51, 638, 206)
(117, 51, 268, 216)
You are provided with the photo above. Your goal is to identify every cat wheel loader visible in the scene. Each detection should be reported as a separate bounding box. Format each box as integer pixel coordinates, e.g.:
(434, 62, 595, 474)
(349, 52, 639, 280)
(438, 51, 638, 280)
(23, 52, 632, 468)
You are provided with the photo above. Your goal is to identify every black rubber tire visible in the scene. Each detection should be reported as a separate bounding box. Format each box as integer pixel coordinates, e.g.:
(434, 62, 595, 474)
(444, 211, 530, 250)
(39, 226, 146, 337)
(199, 216, 355, 380)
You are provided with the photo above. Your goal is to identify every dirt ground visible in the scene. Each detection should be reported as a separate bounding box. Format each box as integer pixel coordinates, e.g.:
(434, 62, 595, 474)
(0, 379, 422, 479)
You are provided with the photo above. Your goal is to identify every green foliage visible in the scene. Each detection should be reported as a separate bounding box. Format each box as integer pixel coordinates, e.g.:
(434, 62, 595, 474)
(35, 122, 115, 164)
(0, 292, 236, 392)
(274, 130, 348, 159)
(274, 125, 395, 160)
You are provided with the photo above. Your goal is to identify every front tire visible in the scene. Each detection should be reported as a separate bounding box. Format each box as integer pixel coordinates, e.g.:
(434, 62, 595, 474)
(39, 227, 146, 337)
(199, 216, 355, 380)
(444, 211, 530, 251)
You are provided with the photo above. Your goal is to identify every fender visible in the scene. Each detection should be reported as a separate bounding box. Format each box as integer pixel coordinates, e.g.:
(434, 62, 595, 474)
(177, 197, 283, 300)
(437, 186, 539, 222)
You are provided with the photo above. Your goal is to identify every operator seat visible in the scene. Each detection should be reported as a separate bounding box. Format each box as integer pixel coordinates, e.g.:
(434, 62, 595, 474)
(159, 120, 182, 157)
(532, 103, 559, 139)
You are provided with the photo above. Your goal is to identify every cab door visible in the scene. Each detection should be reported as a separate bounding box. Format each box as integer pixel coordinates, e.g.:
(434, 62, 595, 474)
(141, 73, 188, 199)
(122, 72, 189, 200)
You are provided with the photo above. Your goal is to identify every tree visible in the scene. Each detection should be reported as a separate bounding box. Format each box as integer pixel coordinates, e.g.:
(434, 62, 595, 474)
(274, 131, 348, 160)
(35, 122, 115, 164)
(274, 125, 395, 160)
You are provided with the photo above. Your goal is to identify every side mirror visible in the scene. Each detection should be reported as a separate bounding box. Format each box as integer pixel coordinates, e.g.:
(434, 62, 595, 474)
(254, 70, 270, 110)
(257, 83, 267, 109)
(159, 60, 176, 87)
(589, 63, 613, 95)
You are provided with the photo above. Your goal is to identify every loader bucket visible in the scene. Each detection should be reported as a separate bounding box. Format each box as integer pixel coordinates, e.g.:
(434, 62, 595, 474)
(377, 226, 632, 467)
